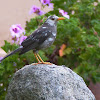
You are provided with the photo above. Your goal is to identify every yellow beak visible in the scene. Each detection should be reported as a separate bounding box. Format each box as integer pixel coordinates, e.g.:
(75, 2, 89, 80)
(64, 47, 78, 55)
(57, 17, 65, 21)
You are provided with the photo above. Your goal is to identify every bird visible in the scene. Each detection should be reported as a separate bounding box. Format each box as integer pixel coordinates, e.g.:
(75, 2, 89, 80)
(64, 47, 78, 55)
(0, 15, 65, 64)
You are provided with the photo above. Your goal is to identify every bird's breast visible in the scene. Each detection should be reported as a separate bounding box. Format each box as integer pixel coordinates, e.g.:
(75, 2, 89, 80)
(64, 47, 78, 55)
(40, 34, 56, 49)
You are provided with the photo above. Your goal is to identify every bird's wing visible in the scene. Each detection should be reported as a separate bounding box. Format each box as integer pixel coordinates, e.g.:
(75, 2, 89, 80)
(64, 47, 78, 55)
(21, 27, 52, 48)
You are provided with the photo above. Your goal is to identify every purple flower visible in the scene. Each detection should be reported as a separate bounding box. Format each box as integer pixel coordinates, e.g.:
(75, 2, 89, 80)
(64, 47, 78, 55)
(29, 5, 44, 15)
(10, 24, 25, 38)
(12, 36, 19, 44)
(59, 9, 70, 19)
(40, 0, 53, 9)
(0, 57, 3, 60)
(40, 0, 51, 5)
(48, 3, 54, 9)
(19, 36, 27, 45)
(13, 62, 17, 66)
(0, 57, 3, 63)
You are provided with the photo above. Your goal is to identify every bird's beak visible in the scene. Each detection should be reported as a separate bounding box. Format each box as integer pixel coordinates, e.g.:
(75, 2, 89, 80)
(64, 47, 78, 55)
(57, 17, 65, 21)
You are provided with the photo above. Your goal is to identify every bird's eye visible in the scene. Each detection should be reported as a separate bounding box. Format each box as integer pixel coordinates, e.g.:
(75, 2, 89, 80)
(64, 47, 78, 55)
(51, 18, 55, 20)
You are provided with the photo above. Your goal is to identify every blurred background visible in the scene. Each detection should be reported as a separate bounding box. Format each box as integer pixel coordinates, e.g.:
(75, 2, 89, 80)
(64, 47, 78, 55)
(0, 0, 50, 56)
(0, 0, 100, 100)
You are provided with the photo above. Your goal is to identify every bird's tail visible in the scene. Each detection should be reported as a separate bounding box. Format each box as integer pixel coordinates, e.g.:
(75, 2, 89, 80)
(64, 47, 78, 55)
(0, 46, 23, 62)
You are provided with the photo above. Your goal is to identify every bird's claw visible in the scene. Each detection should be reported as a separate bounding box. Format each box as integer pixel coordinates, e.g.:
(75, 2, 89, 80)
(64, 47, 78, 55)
(32, 62, 52, 65)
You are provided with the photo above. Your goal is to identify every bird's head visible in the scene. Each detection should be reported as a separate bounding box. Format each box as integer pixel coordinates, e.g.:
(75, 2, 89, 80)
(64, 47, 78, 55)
(44, 15, 65, 26)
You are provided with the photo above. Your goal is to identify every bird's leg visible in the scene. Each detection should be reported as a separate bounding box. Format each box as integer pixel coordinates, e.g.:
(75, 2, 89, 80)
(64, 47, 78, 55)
(36, 53, 52, 65)
(36, 53, 44, 63)
(32, 53, 42, 65)
(33, 53, 41, 63)
(32, 53, 52, 65)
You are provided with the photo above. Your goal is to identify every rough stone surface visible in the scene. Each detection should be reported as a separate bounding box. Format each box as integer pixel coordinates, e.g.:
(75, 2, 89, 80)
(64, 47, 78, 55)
(5, 64, 95, 100)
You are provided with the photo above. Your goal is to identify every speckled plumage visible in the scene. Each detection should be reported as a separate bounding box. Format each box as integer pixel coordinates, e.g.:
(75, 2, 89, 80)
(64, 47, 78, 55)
(20, 15, 58, 54)
(0, 15, 63, 62)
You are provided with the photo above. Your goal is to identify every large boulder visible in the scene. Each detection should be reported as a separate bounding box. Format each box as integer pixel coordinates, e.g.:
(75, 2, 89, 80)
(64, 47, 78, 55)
(5, 64, 95, 100)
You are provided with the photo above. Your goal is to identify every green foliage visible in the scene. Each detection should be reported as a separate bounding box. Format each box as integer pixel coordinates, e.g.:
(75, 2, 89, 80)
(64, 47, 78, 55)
(0, 0, 100, 99)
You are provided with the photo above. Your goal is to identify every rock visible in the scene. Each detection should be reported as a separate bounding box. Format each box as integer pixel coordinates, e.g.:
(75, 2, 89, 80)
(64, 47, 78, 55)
(5, 64, 95, 100)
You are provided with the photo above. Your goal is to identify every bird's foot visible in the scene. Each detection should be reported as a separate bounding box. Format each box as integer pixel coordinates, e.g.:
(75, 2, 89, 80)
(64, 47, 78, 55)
(32, 62, 52, 65)
(39, 62, 52, 65)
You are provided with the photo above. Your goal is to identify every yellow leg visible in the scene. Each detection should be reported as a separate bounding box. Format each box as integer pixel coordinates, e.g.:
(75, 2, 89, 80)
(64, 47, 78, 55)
(36, 53, 44, 63)
(37, 53, 52, 65)
(34, 53, 40, 63)
(32, 53, 52, 65)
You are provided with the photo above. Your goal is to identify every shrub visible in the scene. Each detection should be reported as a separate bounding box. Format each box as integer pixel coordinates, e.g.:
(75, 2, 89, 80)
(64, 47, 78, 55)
(0, 0, 100, 99)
